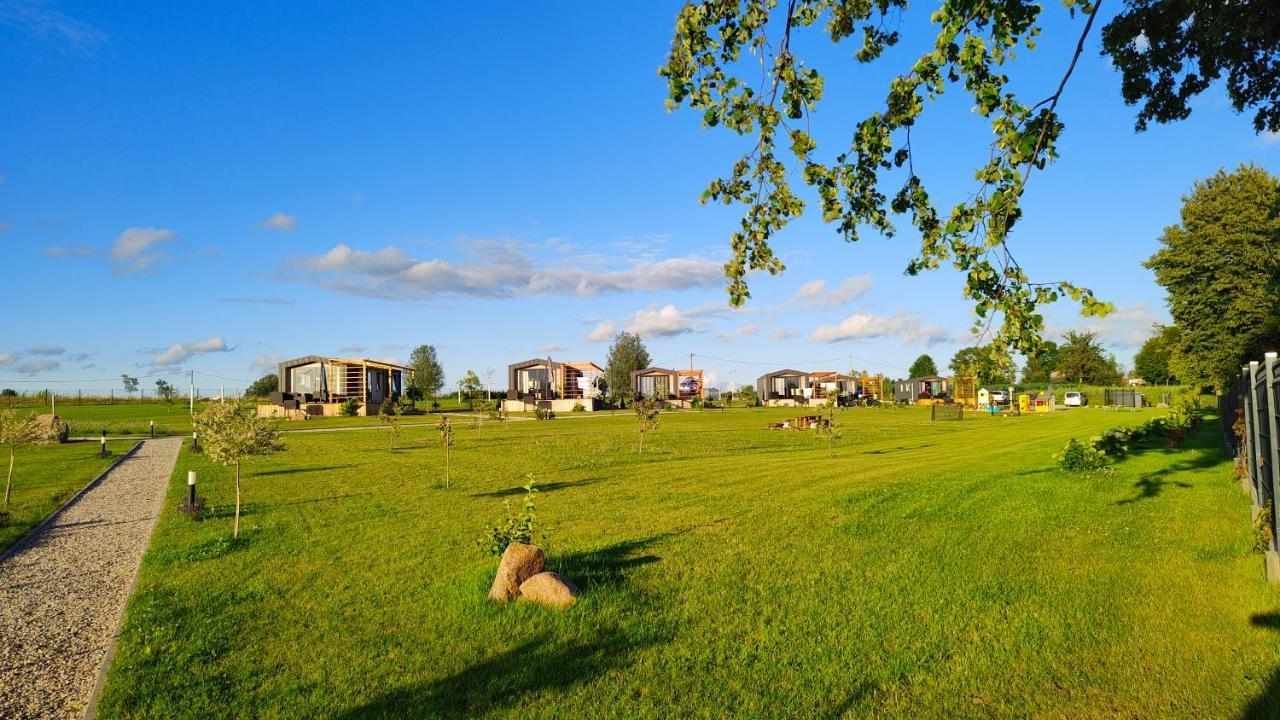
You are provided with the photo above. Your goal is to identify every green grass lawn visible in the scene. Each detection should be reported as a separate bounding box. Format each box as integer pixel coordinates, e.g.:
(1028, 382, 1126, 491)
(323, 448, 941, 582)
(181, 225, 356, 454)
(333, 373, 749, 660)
(1, 439, 134, 552)
(96, 406, 1280, 718)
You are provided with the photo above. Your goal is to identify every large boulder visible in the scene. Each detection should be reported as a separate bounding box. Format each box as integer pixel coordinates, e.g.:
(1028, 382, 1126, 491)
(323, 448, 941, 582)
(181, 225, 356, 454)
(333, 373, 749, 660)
(34, 414, 69, 444)
(488, 543, 545, 602)
(518, 572, 580, 609)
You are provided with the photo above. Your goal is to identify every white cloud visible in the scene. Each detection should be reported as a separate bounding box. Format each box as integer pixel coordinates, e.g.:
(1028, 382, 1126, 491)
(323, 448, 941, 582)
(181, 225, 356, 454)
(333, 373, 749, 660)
(0, 1, 108, 55)
(789, 275, 874, 308)
(0, 352, 15, 367)
(14, 359, 60, 375)
(280, 241, 723, 300)
(536, 343, 568, 353)
(338, 344, 366, 354)
(771, 329, 801, 340)
(1261, 131, 1280, 147)
(259, 212, 297, 231)
(43, 244, 93, 257)
(151, 336, 230, 366)
(249, 354, 284, 375)
(1048, 301, 1166, 349)
(1133, 31, 1150, 52)
(27, 345, 64, 356)
(585, 321, 617, 343)
(715, 323, 759, 341)
(112, 227, 175, 275)
(627, 305, 697, 338)
(811, 309, 950, 346)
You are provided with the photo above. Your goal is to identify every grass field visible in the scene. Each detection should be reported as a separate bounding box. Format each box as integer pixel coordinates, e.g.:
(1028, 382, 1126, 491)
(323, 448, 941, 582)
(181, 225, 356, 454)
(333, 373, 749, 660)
(95, 406, 1280, 718)
(1, 439, 135, 553)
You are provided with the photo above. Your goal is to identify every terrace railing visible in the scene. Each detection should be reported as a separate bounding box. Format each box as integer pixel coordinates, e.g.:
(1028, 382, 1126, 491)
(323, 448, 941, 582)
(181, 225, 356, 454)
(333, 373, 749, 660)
(1221, 352, 1280, 581)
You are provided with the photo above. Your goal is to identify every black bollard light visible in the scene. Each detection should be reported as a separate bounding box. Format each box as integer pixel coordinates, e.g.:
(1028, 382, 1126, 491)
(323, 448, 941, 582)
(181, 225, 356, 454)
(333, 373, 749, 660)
(150, 420, 155, 438)
(187, 470, 197, 508)
(191, 430, 201, 453)
(98, 428, 110, 458)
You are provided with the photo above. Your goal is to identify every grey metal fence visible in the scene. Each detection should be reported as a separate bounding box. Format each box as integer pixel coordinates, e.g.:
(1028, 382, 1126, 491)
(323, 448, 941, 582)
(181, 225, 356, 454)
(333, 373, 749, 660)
(1220, 352, 1280, 580)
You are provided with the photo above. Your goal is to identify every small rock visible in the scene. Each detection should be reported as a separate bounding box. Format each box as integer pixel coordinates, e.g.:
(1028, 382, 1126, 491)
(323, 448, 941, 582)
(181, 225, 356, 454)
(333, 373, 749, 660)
(518, 571, 580, 609)
(487, 543, 545, 602)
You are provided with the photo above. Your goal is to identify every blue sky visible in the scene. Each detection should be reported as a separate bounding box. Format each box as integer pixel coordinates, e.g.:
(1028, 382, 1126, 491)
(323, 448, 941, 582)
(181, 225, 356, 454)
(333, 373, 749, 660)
(1, 1, 1277, 395)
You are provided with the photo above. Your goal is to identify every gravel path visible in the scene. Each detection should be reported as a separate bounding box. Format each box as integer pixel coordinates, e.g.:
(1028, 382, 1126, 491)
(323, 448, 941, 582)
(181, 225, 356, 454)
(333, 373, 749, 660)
(0, 437, 181, 719)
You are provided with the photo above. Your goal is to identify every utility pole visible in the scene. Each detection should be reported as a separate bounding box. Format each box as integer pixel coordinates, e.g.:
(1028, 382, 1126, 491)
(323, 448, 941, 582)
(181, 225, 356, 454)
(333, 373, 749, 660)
(689, 353, 694, 370)
(189, 369, 195, 415)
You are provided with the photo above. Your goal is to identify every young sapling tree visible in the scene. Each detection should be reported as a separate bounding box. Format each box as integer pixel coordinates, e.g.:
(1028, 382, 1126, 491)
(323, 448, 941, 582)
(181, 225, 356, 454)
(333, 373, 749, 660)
(0, 410, 40, 506)
(379, 399, 403, 450)
(634, 397, 661, 454)
(437, 415, 454, 488)
(194, 403, 284, 538)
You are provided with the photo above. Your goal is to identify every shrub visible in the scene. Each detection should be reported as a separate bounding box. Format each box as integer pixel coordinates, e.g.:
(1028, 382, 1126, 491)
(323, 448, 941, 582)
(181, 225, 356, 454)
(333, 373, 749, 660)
(535, 406, 556, 421)
(572, 402, 586, 412)
(430, 399, 441, 411)
(1255, 500, 1274, 553)
(1056, 438, 1110, 472)
(481, 480, 541, 556)
(690, 397, 703, 410)
(341, 398, 361, 417)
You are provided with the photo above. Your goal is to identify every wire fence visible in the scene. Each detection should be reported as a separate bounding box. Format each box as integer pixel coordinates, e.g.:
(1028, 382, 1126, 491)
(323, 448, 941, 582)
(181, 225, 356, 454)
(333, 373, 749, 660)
(1220, 352, 1280, 580)
(2, 388, 243, 409)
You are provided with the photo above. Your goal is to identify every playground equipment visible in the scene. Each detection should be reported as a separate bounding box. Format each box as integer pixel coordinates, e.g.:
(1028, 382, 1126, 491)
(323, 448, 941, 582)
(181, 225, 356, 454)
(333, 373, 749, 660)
(953, 376, 977, 409)
(931, 404, 963, 421)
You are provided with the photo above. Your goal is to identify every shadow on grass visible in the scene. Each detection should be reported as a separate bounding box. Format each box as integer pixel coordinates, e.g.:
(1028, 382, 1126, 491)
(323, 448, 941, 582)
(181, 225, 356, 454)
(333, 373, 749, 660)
(550, 536, 665, 592)
(252, 464, 356, 477)
(826, 681, 880, 719)
(334, 627, 663, 719)
(863, 443, 934, 455)
(469, 477, 602, 498)
(1115, 423, 1225, 505)
(1240, 612, 1280, 719)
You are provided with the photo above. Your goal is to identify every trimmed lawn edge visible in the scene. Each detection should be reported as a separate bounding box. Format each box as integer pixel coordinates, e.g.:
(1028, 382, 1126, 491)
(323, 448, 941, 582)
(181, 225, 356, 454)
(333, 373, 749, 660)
(0, 440, 143, 563)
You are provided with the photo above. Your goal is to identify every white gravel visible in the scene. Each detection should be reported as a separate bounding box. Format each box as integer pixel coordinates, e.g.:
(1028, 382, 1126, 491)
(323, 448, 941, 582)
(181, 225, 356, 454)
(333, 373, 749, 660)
(0, 437, 181, 719)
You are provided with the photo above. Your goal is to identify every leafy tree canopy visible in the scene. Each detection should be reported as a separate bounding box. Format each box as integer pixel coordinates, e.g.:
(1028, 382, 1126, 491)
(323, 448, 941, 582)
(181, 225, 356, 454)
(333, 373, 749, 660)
(1021, 340, 1060, 383)
(409, 345, 446, 398)
(949, 346, 1014, 386)
(1056, 330, 1121, 385)
(1145, 165, 1280, 390)
(908, 354, 939, 378)
(663, 0, 1278, 357)
(246, 374, 279, 398)
(1132, 324, 1179, 384)
(604, 332, 651, 401)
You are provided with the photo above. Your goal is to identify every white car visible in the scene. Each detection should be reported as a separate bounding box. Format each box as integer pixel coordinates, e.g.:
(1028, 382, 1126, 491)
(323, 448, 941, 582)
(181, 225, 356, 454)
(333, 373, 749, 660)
(989, 390, 1008, 405)
(1064, 391, 1087, 407)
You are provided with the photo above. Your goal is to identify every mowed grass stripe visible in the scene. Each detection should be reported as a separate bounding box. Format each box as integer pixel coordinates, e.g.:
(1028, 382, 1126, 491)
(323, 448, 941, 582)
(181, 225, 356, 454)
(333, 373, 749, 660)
(97, 406, 1280, 719)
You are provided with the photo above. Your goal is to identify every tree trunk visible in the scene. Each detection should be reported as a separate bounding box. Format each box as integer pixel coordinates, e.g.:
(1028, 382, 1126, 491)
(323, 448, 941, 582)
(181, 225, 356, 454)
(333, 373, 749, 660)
(5, 446, 13, 506)
(638, 430, 645, 455)
(234, 460, 241, 538)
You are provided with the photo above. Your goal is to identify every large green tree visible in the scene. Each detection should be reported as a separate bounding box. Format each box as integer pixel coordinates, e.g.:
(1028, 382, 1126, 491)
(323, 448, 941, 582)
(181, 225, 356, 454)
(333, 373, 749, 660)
(949, 346, 1014, 386)
(1021, 340, 1060, 383)
(245, 374, 278, 398)
(1132, 324, 1179, 385)
(1146, 166, 1280, 390)
(408, 345, 446, 399)
(908, 354, 938, 378)
(662, 0, 1278, 357)
(604, 332, 651, 403)
(1056, 331, 1121, 385)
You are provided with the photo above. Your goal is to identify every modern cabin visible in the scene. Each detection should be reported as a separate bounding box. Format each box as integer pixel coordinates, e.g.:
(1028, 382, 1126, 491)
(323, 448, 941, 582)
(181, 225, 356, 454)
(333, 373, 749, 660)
(631, 367, 705, 407)
(262, 356, 414, 418)
(809, 371, 856, 402)
(755, 369, 812, 406)
(893, 376, 951, 405)
(504, 358, 603, 412)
